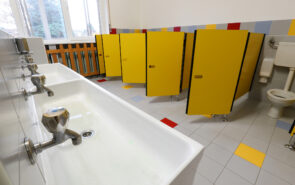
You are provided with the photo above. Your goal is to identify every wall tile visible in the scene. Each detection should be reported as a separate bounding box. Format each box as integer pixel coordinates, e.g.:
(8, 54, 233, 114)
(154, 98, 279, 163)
(240, 22, 256, 32)
(112, 19, 293, 36)
(269, 20, 291, 35)
(174, 26, 181, 32)
(181, 26, 197, 33)
(161, 28, 168, 32)
(288, 19, 295, 35)
(216, 24, 227, 30)
(121, 29, 130, 33)
(206, 24, 216, 29)
(167, 27, 174, 32)
(197, 25, 206, 29)
(149, 28, 161, 32)
(227, 23, 241, 30)
(110, 28, 117, 34)
(254, 21, 272, 34)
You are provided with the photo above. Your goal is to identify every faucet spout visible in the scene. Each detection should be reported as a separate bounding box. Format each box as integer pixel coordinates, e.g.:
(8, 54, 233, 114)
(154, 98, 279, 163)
(33, 128, 81, 154)
(23, 74, 54, 99)
(65, 129, 82, 145)
(42, 85, 54, 97)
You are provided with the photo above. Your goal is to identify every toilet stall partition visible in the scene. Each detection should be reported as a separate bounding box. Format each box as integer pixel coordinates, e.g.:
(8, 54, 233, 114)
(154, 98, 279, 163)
(235, 33, 265, 99)
(119, 33, 146, 83)
(186, 30, 249, 115)
(45, 43, 99, 77)
(181, 33, 195, 90)
(102, 34, 122, 77)
(95, 35, 106, 74)
(146, 32, 185, 96)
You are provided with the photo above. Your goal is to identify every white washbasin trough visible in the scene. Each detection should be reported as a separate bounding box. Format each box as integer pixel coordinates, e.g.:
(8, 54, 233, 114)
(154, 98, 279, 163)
(32, 77, 203, 185)
(37, 63, 83, 86)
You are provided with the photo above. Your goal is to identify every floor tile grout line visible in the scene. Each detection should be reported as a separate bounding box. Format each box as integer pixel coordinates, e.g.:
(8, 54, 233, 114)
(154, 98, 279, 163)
(203, 153, 230, 167)
(262, 168, 293, 185)
(262, 128, 295, 170)
(266, 148, 295, 170)
(212, 106, 264, 184)
(253, 123, 276, 185)
(205, 120, 236, 184)
(197, 171, 215, 184)
(255, 125, 293, 185)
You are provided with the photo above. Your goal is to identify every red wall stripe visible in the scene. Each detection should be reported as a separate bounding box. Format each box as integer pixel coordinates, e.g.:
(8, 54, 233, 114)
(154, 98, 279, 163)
(142, 29, 147, 33)
(160, 118, 178, 128)
(227, 23, 241, 30)
(110, 28, 117, 34)
(174, 27, 181, 32)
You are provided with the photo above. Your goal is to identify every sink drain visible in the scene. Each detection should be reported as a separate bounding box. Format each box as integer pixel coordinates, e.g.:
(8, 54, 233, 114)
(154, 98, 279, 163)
(81, 130, 95, 138)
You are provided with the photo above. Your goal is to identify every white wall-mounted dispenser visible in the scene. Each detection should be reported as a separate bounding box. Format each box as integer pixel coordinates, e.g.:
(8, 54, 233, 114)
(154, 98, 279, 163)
(259, 58, 274, 83)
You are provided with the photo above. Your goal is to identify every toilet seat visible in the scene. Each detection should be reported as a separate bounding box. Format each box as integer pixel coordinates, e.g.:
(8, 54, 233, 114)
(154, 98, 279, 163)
(267, 89, 295, 118)
(267, 89, 295, 102)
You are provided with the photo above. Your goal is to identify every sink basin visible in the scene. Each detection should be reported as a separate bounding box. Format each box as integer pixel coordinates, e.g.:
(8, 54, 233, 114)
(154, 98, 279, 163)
(32, 79, 203, 185)
(37, 63, 82, 86)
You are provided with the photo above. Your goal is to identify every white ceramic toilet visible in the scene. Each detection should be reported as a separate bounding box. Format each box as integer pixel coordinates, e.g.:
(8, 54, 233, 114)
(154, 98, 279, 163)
(266, 42, 295, 118)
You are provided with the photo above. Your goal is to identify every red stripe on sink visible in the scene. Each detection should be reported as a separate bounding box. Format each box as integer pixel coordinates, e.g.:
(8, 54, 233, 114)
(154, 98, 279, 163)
(161, 118, 178, 128)
(97, 79, 106, 82)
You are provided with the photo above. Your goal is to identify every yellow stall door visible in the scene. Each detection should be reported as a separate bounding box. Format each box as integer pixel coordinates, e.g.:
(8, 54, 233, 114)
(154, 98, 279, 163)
(235, 33, 265, 99)
(102, 34, 121, 77)
(146, 32, 185, 96)
(95, 35, 105, 74)
(181, 33, 195, 90)
(120, 33, 146, 83)
(187, 30, 249, 115)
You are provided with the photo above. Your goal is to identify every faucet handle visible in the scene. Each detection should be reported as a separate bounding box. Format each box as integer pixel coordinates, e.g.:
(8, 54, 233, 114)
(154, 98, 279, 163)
(42, 107, 70, 133)
(31, 74, 45, 86)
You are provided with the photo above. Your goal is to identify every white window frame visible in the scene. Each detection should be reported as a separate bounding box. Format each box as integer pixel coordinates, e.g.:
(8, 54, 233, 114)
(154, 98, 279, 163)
(9, 0, 28, 37)
(8, 0, 110, 43)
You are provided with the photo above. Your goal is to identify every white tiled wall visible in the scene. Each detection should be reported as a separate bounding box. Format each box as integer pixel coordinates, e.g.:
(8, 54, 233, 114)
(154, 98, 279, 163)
(0, 30, 45, 185)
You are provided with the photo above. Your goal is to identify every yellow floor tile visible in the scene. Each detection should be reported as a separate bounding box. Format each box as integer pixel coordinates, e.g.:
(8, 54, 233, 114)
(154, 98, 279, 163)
(234, 143, 265, 167)
(122, 85, 133, 89)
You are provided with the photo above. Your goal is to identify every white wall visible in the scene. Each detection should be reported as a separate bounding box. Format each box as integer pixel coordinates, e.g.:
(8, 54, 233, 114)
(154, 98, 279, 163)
(27, 38, 48, 64)
(109, 0, 295, 29)
(108, 0, 142, 29)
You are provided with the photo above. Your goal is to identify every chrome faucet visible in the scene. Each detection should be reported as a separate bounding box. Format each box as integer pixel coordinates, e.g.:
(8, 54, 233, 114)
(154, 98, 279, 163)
(23, 74, 54, 99)
(24, 107, 82, 164)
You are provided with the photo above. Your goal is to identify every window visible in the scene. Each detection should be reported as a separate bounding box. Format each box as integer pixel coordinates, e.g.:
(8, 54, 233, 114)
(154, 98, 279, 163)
(24, 0, 45, 38)
(0, 0, 18, 35)
(44, 0, 67, 39)
(68, 0, 88, 37)
(67, 0, 101, 37)
(12, 0, 104, 41)
(87, 0, 101, 35)
(23, 0, 67, 39)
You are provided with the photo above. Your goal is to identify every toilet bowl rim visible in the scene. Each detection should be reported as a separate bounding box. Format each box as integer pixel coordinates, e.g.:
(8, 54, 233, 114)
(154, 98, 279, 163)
(267, 89, 295, 101)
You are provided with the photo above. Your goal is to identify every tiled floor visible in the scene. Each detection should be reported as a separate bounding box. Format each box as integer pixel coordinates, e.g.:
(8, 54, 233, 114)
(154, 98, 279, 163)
(90, 77, 295, 185)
